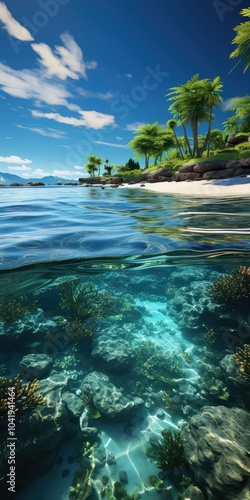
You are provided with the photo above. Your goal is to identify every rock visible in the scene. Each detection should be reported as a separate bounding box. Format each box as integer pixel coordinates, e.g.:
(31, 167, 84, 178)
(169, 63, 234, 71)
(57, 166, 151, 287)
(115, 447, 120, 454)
(91, 334, 133, 373)
(109, 176, 123, 184)
(93, 447, 107, 470)
(193, 161, 227, 173)
(80, 427, 99, 440)
(181, 406, 250, 499)
(178, 163, 196, 173)
(226, 160, 241, 169)
(61, 392, 84, 420)
(175, 172, 202, 181)
(119, 470, 129, 484)
(81, 371, 143, 422)
(202, 169, 230, 179)
(239, 158, 250, 168)
(226, 135, 249, 145)
(19, 353, 53, 380)
(182, 485, 206, 499)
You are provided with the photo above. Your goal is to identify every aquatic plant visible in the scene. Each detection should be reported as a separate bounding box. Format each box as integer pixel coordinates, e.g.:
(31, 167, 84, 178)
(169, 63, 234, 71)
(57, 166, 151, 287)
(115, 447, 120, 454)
(101, 481, 140, 500)
(161, 392, 180, 413)
(209, 267, 250, 310)
(65, 319, 95, 343)
(134, 341, 184, 384)
(0, 374, 44, 420)
(0, 296, 37, 323)
(155, 428, 184, 471)
(232, 344, 250, 380)
(58, 279, 114, 321)
(69, 469, 93, 500)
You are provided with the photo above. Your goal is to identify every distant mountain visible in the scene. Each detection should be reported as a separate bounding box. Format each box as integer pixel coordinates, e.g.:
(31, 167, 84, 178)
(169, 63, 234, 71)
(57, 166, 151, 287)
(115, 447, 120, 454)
(0, 172, 77, 185)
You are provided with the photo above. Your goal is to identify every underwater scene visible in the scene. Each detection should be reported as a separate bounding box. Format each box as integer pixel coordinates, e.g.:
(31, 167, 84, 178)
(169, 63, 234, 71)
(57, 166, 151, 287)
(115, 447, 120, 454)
(1, 187, 250, 500)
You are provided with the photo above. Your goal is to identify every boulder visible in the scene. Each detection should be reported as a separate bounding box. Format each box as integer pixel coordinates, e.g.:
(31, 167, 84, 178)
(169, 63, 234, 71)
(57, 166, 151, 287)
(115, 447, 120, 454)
(91, 334, 133, 373)
(181, 406, 250, 499)
(194, 161, 227, 173)
(202, 169, 230, 180)
(175, 172, 202, 181)
(109, 176, 123, 184)
(61, 391, 84, 420)
(179, 163, 196, 173)
(239, 158, 250, 168)
(226, 135, 249, 145)
(19, 353, 53, 380)
(81, 371, 143, 422)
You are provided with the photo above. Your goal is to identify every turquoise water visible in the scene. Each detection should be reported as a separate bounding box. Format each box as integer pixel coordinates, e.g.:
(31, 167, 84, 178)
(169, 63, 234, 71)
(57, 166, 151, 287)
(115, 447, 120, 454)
(0, 186, 250, 499)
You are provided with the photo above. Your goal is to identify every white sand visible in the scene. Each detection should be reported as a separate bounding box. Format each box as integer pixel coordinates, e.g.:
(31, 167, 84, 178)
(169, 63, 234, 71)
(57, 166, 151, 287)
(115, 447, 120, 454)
(123, 176, 250, 196)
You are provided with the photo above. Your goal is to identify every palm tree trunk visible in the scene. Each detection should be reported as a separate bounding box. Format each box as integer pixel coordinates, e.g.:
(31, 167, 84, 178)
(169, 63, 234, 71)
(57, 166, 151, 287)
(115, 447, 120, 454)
(203, 106, 213, 156)
(181, 120, 193, 157)
(191, 120, 200, 158)
(173, 129, 184, 159)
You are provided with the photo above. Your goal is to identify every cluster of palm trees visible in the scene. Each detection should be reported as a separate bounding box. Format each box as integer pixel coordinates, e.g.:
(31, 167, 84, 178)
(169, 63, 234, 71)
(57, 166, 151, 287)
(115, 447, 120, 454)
(85, 156, 113, 177)
(128, 7, 250, 168)
(84, 8, 250, 175)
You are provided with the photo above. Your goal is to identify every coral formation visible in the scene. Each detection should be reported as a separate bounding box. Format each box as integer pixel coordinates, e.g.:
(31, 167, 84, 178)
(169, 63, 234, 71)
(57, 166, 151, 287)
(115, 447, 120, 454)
(0, 296, 37, 322)
(155, 428, 184, 471)
(133, 341, 183, 384)
(58, 279, 114, 321)
(69, 469, 93, 500)
(232, 344, 250, 380)
(209, 267, 250, 310)
(81, 393, 101, 419)
(0, 374, 44, 420)
(65, 319, 95, 343)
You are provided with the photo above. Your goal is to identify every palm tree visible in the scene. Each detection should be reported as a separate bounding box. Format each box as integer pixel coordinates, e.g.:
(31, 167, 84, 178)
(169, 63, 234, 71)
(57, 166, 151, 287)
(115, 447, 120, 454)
(128, 122, 171, 168)
(227, 95, 250, 131)
(167, 119, 184, 159)
(166, 74, 209, 157)
(166, 74, 223, 158)
(104, 159, 113, 175)
(229, 7, 250, 73)
(222, 115, 240, 135)
(202, 76, 224, 156)
(85, 154, 102, 177)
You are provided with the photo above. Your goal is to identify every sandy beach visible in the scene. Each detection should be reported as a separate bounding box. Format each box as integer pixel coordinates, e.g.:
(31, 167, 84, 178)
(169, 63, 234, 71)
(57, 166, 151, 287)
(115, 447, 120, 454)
(124, 176, 250, 196)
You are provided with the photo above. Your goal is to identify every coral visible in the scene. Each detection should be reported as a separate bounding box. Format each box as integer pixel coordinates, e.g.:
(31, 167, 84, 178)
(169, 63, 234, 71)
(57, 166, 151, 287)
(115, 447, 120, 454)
(209, 268, 250, 310)
(232, 344, 250, 380)
(134, 341, 183, 385)
(58, 279, 114, 322)
(202, 328, 217, 345)
(161, 392, 180, 412)
(69, 469, 92, 500)
(0, 296, 37, 323)
(65, 319, 95, 343)
(155, 428, 184, 471)
(239, 266, 250, 277)
(0, 374, 44, 420)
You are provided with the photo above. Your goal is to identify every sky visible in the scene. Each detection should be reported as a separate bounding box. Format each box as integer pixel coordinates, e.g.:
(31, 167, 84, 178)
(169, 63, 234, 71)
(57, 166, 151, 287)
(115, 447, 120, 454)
(0, 0, 249, 180)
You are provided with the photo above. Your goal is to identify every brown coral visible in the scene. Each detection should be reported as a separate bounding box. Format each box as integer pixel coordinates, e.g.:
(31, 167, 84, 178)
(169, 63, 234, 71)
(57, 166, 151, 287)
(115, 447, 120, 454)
(0, 374, 44, 420)
(209, 268, 250, 310)
(232, 344, 250, 380)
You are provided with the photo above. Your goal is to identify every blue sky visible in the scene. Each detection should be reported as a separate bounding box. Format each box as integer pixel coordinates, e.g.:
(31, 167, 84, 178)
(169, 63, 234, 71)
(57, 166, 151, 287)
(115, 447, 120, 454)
(0, 0, 249, 179)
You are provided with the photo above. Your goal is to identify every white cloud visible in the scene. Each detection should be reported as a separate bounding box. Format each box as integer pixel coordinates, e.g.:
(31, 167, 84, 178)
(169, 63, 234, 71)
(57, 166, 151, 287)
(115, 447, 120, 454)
(73, 165, 83, 170)
(31, 109, 115, 129)
(0, 155, 32, 164)
(31, 32, 97, 81)
(117, 73, 133, 79)
(8, 165, 32, 171)
(125, 122, 144, 131)
(94, 141, 127, 148)
(16, 125, 66, 139)
(77, 88, 114, 101)
(0, 2, 33, 41)
(52, 169, 85, 179)
(0, 63, 71, 105)
(20, 168, 51, 179)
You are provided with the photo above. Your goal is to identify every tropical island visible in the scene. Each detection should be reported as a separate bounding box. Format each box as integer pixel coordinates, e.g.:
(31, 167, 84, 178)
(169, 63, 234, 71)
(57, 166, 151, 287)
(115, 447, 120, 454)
(77, 8, 250, 196)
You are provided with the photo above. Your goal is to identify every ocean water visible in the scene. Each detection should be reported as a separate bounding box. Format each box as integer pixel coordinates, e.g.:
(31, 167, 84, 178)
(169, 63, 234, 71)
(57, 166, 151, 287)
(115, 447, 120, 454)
(0, 185, 250, 500)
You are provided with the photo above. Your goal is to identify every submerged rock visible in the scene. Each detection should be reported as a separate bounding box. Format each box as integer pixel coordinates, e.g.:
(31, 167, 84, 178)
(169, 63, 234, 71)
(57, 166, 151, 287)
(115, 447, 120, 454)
(181, 405, 250, 499)
(19, 353, 53, 380)
(91, 334, 133, 373)
(81, 371, 143, 422)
